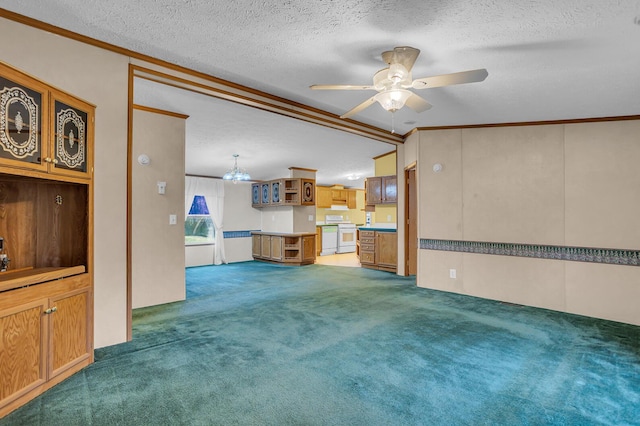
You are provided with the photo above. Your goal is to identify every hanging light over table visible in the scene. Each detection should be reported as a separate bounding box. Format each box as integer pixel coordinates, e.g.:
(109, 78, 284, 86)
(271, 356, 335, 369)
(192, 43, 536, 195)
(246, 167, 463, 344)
(222, 154, 251, 183)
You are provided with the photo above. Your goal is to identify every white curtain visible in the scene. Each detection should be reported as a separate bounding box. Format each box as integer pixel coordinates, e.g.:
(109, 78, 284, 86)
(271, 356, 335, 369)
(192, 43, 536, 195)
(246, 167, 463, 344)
(185, 176, 226, 265)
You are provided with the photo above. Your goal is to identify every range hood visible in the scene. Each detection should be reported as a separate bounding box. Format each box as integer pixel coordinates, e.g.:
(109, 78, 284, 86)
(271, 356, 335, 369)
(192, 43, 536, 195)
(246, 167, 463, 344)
(326, 205, 349, 211)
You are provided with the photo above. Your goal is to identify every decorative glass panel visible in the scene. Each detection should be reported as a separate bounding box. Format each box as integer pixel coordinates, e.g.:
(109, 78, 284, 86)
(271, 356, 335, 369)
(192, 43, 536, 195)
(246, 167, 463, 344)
(272, 181, 280, 203)
(252, 184, 260, 204)
(261, 183, 270, 204)
(0, 76, 42, 164)
(54, 100, 87, 173)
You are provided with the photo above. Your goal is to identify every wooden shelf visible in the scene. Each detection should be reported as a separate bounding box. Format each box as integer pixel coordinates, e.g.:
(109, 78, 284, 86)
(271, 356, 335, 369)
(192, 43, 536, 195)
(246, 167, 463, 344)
(0, 265, 86, 293)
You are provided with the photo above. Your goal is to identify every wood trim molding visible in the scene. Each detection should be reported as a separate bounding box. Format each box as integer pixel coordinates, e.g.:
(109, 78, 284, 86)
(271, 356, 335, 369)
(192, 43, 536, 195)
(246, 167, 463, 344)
(132, 66, 402, 145)
(373, 149, 397, 160)
(132, 104, 189, 120)
(288, 167, 318, 172)
(404, 114, 640, 137)
(126, 65, 134, 342)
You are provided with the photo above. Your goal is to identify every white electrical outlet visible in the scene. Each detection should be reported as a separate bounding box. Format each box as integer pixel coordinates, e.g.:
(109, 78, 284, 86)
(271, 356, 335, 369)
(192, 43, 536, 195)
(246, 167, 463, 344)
(449, 269, 457, 279)
(308, 215, 314, 221)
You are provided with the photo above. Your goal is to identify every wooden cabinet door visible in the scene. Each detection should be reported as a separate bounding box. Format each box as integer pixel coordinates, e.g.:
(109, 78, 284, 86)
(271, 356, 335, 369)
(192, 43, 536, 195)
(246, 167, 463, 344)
(0, 298, 48, 407)
(316, 186, 332, 208)
(252, 235, 262, 257)
(301, 235, 316, 263)
(261, 235, 271, 259)
(382, 176, 397, 203)
(347, 190, 357, 209)
(49, 287, 91, 379)
(365, 177, 382, 205)
(270, 236, 283, 261)
(376, 232, 397, 268)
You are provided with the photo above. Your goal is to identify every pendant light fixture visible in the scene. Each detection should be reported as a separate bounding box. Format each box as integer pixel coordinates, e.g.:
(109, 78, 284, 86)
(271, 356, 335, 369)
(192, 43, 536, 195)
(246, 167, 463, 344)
(222, 154, 251, 183)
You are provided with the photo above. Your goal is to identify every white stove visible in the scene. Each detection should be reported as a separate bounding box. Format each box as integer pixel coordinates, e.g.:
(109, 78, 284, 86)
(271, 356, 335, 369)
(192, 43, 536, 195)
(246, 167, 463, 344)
(325, 215, 356, 253)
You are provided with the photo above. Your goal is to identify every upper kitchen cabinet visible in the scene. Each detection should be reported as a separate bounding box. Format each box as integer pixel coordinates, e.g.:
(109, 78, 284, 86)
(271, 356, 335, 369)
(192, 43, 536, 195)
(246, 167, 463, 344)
(0, 62, 94, 180)
(316, 185, 357, 209)
(365, 175, 397, 205)
(252, 178, 315, 208)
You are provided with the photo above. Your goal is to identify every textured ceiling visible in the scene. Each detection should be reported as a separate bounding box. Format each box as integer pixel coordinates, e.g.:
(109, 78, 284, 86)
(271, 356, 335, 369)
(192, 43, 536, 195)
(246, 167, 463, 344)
(2, 0, 639, 186)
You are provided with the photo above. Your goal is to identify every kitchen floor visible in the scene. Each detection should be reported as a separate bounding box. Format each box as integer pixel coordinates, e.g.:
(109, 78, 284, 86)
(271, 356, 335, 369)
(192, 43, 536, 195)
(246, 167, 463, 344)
(315, 252, 360, 267)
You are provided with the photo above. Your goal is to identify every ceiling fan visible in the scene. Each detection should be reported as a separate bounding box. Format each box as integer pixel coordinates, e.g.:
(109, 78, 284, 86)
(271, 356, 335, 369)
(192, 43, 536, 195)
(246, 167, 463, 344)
(310, 46, 488, 120)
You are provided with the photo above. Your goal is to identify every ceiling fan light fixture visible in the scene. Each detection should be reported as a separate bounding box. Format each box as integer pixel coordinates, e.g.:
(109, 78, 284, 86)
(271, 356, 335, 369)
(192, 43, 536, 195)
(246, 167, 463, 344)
(387, 63, 409, 84)
(374, 89, 412, 112)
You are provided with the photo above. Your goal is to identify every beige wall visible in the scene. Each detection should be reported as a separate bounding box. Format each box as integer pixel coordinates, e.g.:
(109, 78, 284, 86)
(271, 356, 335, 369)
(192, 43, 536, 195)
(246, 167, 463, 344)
(415, 120, 640, 325)
(0, 17, 130, 348)
(131, 109, 186, 308)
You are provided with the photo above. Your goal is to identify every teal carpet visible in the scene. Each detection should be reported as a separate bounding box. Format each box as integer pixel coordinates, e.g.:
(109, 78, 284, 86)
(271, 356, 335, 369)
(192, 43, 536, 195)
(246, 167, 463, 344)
(2, 262, 639, 425)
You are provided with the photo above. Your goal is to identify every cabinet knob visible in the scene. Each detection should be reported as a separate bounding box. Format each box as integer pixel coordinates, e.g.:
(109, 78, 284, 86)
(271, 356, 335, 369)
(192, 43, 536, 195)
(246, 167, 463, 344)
(44, 306, 58, 314)
(44, 157, 52, 163)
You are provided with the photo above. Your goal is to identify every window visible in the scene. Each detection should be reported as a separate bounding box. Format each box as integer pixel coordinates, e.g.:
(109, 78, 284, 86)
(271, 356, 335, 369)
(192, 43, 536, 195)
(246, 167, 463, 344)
(185, 195, 215, 245)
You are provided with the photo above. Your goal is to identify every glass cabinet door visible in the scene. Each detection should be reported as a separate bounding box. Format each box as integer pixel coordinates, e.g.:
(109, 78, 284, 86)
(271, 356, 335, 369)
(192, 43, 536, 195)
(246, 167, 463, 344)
(0, 63, 48, 171)
(50, 90, 93, 179)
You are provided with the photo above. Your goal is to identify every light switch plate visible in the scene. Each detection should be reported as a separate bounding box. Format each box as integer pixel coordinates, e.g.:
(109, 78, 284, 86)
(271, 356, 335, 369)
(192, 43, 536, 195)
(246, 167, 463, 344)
(169, 214, 177, 225)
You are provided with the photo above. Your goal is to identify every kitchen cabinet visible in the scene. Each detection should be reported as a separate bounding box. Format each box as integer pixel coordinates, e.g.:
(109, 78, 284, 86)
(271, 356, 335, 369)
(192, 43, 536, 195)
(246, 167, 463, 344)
(316, 186, 332, 208)
(347, 190, 357, 209)
(365, 175, 397, 205)
(316, 186, 357, 209)
(252, 178, 315, 208)
(0, 63, 94, 417)
(251, 232, 316, 265)
(357, 229, 397, 273)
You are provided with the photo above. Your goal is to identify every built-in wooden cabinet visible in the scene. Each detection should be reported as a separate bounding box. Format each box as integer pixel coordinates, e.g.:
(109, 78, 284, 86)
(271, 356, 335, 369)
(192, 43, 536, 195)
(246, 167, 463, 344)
(0, 270, 91, 415)
(357, 229, 397, 273)
(251, 232, 316, 265)
(316, 185, 357, 209)
(365, 175, 397, 205)
(252, 178, 315, 208)
(0, 62, 93, 417)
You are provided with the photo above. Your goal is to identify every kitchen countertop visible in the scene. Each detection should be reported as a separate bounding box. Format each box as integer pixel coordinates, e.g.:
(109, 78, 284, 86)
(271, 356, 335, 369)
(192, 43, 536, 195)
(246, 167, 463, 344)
(358, 226, 397, 232)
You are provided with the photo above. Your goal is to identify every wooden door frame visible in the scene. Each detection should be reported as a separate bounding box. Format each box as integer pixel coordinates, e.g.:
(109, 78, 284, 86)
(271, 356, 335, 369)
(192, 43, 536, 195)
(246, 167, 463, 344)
(404, 162, 417, 276)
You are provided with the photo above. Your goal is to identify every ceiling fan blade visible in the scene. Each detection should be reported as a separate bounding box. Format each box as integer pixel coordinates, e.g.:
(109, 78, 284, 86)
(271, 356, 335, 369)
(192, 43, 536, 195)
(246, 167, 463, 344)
(310, 84, 375, 91)
(412, 68, 488, 89)
(392, 46, 420, 72)
(404, 93, 432, 113)
(340, 96, 377, 119)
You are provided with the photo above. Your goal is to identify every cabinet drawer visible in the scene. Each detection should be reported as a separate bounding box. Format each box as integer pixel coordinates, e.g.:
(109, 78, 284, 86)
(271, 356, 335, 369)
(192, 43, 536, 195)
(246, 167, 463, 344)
(360, 251, 375, 264)
(360, 244, 375, 252)
(360, 237, 375, 245)
(359, 230, 375, 238)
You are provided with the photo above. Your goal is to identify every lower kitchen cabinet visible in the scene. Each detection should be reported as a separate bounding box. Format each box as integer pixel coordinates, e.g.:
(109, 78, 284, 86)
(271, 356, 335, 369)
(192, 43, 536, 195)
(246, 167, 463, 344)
(251, 232, 316, 265)
(0, 270, 92, 417)
(357, 230, 397, 273)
